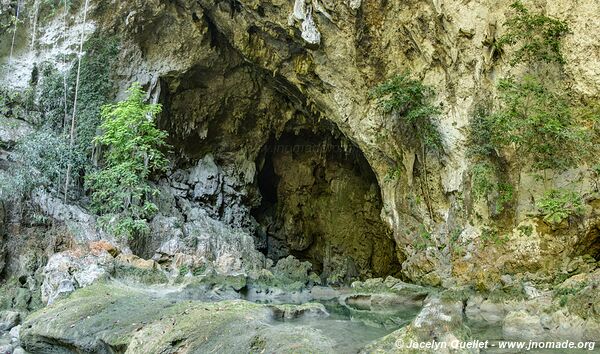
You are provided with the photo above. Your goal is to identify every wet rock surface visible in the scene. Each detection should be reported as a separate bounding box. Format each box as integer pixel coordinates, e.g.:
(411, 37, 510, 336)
(19, 282, 360, 354)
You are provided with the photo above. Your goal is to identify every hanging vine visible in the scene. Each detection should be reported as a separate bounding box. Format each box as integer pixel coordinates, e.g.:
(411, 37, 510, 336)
(64, 0, 90, 201)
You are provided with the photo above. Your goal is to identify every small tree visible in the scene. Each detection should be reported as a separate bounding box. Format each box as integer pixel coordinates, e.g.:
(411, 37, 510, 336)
(0, 129, 83, 201)
(496, 1, 569, 66)
(370, 73, 443, 154)
(485, 76, 592, 172)
(85, 83, 169, 238)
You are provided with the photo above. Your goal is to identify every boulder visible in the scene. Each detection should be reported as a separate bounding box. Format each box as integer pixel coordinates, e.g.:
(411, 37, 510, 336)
(0, 344, 13, 354)
(361, 296, 473, 354)
(152, 209, 265, 276)
(0, 311, 20, 331)
(0, 118, 32, 146)
(41, 251, 113, 304)
(503, 310, 545, 340)
(9, 325, 20, 342)
(465, 295, 506, 324)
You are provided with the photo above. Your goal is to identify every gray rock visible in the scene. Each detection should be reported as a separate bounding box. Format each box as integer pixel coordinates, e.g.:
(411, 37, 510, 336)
(9, 325, 21, 342)
(12, 347, 25, 354)
(500, 274, 513, 286)
(523, 282, 542, 299)
(0, 311, 20, 331)
(188, 154, 221, 199)
(0, 344, 14, 354)
(503, 310, 545, 340)
(20, 282, 337, 353)
(41, 252, 114, 305)
(465, 295, 505, 324)
(347, 0, 361, 10)
(0, 118, 32, 146)
(361, 295, 473, 353)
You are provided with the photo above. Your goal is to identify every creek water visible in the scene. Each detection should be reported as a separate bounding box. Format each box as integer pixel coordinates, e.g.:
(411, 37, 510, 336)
(467, 321, 599, 354)
(266, 299, 420, 353)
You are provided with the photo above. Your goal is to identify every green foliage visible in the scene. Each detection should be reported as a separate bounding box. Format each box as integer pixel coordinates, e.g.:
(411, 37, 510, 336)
(39, 0, 74, 20)
(40, 35, 120, 154)
(466, 103, 496, 159)
(384, 164, 402, 182)
(0, 86, 35, 122)
(0, 129, 84, 201)
(496, 183, 514, 214)
(371, 73, 443, 153)
(536, 188, 584, 224)
(496, 1, 569, 65)
(86, 83, 169, 239)
(554, 281, 588, 307)
(471, 162, 496, 201)
(0, 6, 19, 35)
(470, 162, 513, 214)
(179, 266, 189, 277)
(481, 76, 593, 171)
(480, 225, 508, 245)
(517, 224, 533, 237)
(414, 225, 433, 250)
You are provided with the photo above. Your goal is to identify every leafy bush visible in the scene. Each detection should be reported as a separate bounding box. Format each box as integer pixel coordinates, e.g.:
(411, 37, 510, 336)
(471, 162, 497, 202)
(496, 183, 514, 214)
(85, 83, 169, 239)
(0, 86, 35, 122)
(466, 103, 496, 159)
(371, 73, 443, 154)
(480, 225, 508, 245)
(0, 129, 84, 201)
(536, 188, 584, 224)
(471, 162, 513, 214)
(481, 76, 592, 171)
(496, 1, 569, 65)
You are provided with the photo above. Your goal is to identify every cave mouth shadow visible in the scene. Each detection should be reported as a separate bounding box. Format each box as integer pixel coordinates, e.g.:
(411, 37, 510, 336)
(251, 120, 401, 284)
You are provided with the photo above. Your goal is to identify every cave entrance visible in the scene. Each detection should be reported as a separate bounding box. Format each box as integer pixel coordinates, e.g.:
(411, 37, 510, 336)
(252, 121, 401, 284)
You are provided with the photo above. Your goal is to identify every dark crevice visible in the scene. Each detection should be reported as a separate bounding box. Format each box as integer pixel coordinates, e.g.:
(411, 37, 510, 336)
(251, 119, 401, 283)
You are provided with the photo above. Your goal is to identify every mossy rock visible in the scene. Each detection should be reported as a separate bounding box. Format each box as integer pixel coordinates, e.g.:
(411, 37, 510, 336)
(112, 263, 168, 285)
(20, 281, 338, 353)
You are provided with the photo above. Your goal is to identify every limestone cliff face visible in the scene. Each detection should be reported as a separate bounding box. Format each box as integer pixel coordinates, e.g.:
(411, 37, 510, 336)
(1, 0, 599, 286)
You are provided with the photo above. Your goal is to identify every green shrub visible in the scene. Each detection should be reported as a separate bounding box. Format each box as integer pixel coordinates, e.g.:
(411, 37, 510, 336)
(85, 83, 169, 239)
(470, 162, 513, 214)
(0, 86, 35, 122)
(496, 1, 569, 65)
(471, 162, 497, 202)
(480, 225, 508, 245)
(484, 76, 592, 171)
(371, 73, 443, 154)
(466, 102, 496, 159)
(0, 129, 84, 201)
(496, 183, 514, 214)
(536, 188, 584, 224)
